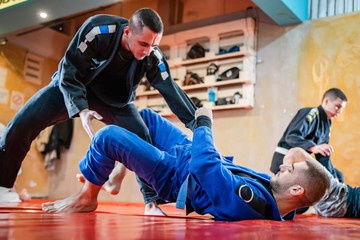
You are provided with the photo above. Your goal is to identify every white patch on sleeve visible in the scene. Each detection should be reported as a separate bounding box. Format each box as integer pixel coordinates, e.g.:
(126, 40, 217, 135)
(108, 25, 116, 33)
(153, 49, 163, 60)
(86, 26, 100, 42)
(78, 25, 117, 53)
(161, 71, 169, 80)
(78, 42, 88, 53)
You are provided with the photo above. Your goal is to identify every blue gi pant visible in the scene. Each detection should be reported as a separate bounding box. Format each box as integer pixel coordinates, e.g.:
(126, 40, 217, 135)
(0, 83, 158, 203)
(79, 108, 192, 202)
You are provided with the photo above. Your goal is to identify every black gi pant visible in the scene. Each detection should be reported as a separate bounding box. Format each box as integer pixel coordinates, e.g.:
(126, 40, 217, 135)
(0, 83, 159, 203)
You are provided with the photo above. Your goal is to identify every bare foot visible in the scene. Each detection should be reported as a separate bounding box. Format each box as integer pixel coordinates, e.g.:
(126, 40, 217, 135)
(144, 201, 167, 216)
(42, 194, 98, 213)
(19, 188, 32, 201)
(42, 181, 101, 213)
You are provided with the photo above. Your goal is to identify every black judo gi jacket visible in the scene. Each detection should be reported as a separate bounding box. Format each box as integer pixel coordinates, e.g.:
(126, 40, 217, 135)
(52, 14, 196, 130)
(271, 105, 337, 174)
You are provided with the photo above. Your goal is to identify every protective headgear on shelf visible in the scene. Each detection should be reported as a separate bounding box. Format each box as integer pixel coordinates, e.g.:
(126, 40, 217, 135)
(187, 43, 205, 59)
(184, 72, 204, 86)
(215, 97, 229, 106)
(217, 67, 240, 81)
(206, 63, 219, 75)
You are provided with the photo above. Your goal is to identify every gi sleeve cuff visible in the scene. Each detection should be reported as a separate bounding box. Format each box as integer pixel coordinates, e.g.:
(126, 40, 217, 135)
(196, 115, 212, 129)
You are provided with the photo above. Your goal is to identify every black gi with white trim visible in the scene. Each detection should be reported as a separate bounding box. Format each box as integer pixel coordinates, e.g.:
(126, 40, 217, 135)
(270, 105, 343, 181)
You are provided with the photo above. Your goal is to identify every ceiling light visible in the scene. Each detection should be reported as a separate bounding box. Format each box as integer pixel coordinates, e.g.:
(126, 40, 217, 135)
(39, 12, 48, 19)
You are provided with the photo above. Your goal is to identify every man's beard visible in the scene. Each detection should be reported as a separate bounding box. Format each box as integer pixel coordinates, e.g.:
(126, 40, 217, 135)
(270, 178, 292, 194)
(269, 178, 281, 194)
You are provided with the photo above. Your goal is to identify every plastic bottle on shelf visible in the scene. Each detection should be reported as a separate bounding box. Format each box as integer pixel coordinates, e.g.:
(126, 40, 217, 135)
(234, 92, 241, 104)
(208, 89, 216, 103)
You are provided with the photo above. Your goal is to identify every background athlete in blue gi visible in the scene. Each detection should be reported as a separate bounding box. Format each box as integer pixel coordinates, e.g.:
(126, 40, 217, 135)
(270, 88, 347, 182)
(0, 9, 196, 213)
(42, 108, 329, 221)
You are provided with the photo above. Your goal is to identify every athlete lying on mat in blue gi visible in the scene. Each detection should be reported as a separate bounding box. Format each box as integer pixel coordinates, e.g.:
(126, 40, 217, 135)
(42, 108, 329, 221)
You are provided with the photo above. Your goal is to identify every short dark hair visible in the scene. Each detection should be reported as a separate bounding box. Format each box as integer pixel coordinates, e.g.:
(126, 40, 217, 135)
(129, 8, 163, 34)
(322, 88, 347, 102)
(297, 160, 330, 206)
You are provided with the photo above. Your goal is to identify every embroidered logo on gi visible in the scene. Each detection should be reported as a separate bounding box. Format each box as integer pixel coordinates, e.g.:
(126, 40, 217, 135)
(237, 184, 254, 203)
(78, 25, 116, 53)
(235, 181, 271, 217)
(153, 49, 169, 80)
(306, 108, 319, 122)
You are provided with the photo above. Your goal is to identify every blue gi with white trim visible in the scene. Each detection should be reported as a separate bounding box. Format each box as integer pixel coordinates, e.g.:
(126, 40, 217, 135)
(80, 109, 295, 221)
(270, 105, 344, 182)
(0, 14, 196, 204)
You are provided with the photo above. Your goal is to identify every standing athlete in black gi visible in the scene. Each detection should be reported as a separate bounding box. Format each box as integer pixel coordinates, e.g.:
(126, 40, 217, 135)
(0, 8, 196, 214)
(270, 88, 347, 182)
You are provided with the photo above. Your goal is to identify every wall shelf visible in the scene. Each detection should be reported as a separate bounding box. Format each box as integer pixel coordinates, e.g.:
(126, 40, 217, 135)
(158, 100, 253, 117)
(137, 74, 252, 97)
(167, 47, 254, 68)
(134, 17, 256, 114)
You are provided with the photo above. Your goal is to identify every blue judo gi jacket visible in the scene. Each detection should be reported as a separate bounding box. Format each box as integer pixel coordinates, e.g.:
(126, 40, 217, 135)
(78, 109, 295, 222)
(188, 126, 295, 221)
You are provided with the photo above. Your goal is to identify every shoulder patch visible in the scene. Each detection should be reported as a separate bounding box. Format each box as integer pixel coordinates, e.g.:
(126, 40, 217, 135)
(153, 49, 163, 60)
(153, 49, 169, 80)
(78, 25, 116, 53)
(306, 108, 319, 122)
